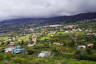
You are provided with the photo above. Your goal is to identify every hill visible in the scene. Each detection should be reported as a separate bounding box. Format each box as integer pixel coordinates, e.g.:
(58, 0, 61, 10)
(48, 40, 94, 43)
(0, 12, 96, 33)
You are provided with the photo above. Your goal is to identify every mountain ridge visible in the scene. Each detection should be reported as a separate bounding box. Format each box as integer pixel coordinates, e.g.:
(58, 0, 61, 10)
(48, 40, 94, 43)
(0, 12, 96, 33)
(1, 12, 96, 24)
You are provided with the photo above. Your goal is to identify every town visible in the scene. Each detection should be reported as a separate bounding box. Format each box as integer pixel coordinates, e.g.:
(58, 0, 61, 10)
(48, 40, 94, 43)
(0, 22, 96, 64)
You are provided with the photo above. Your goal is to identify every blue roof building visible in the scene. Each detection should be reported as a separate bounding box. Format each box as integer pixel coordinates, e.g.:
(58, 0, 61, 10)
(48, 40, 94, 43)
(12, 45, 27, 54)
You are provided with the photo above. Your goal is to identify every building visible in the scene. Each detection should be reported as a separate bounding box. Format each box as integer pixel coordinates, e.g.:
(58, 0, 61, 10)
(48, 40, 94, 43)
(4, 42, 16, 53)
(8, 42, 15, 46)
(52, 42, 64, 45)
(64, 25, 78, 29)
(87, 43, 94, 48)
(12, 46, 27, 54)
(38, 51, 52, 57)
(4, 47, 15, 53)
(4, 45, 27, 54)
(27, 44, 35, 47)
(77, 45, 86, 50)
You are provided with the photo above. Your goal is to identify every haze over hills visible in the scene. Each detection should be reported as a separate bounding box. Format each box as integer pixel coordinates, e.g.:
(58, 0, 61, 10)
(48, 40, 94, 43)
(1, 12, 96, 24)
(0, 12, 96, 33)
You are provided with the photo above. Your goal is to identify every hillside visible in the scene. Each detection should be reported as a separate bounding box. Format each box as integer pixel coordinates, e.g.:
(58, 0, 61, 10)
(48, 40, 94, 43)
(0, 12, 96, 33)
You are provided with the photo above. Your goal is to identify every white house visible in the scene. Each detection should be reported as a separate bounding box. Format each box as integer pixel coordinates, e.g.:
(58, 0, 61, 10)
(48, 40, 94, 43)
(77, 45, 86, 50)
(4, 42, 16, 53)
(38, 51, 52, 57)
(4, 46, 15, 53)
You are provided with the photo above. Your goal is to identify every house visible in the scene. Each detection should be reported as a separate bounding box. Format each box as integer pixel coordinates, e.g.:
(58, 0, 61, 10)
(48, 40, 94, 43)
(4, 42, 15, 53)
(27, 44, 35, 47)
(12, 37, 16, 41)
(53, 42, 64, 45)
(12, 46, 27, 54)
(77, 45, 86, 50)
(8, 42, 15, 46)
(38, 51, 52, 57)
(27, 35, 37, 47)
(65, 31, 69, 33)
(87, 43, 94, 48)
(4, 46, 15, 53)
(49, 24, 62, 28)
(32, 35, 37, 43)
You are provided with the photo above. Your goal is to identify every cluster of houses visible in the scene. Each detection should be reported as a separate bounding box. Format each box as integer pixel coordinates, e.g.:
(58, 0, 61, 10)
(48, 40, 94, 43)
(0, 24, 96, 58)
(3, 41, 53, 57)
(0, 36, 95, 58)
(41, 24, 84, 34)
(86, 32, 96, 36)
(42, 24, 96, 34)
(4, 42, 27, 54)
(77, 43, 94, 50)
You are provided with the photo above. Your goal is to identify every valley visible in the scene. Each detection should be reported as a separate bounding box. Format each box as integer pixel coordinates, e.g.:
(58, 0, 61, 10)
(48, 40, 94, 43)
(0, 18, 96, 64)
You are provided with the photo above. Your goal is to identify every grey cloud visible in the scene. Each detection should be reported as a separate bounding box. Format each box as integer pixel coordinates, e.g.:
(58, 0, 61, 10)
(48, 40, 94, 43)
(0, 0, 96, 20)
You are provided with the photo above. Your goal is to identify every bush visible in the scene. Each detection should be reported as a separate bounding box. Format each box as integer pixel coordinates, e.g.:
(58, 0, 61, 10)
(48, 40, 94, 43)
(0, 53, 4, 61)
(75, 50, 89, 60)
(75, 49, 96, 61)
(11, 57, 31, 64)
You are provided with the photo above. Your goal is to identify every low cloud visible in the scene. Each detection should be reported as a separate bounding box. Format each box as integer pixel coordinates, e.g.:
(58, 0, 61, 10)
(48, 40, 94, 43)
(0, 0, 96, 20)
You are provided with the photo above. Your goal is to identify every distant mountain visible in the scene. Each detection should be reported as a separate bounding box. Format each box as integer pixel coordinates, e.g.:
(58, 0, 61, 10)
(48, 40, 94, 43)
(1, 12, 96, 24)
(0, 12, 96, 33)
(41, 12, 96, 24)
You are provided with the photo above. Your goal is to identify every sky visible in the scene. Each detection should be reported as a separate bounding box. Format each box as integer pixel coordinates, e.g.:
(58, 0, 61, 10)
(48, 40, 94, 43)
(0, 0, 96, 20)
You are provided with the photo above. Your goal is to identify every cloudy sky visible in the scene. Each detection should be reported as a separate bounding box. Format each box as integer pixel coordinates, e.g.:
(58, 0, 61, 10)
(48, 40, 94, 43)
(0, 0, 96, 20)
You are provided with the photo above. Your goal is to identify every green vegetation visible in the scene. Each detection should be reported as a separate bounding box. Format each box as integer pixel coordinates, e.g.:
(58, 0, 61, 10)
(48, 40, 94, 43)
(0, 22, 96, 64)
